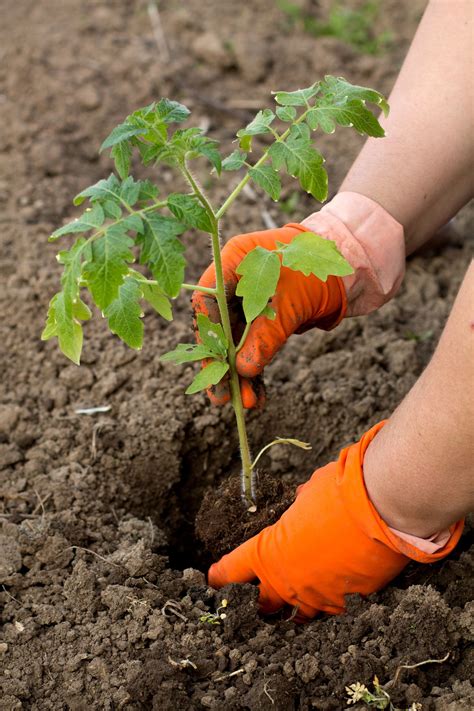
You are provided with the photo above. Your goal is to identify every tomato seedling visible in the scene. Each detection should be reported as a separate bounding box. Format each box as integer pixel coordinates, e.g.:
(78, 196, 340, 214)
(43, 76, 388, 509)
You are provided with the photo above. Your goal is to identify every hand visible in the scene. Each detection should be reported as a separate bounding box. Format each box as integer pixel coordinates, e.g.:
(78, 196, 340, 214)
(208, 423, 463, 622)
(192, 223, 346, 408)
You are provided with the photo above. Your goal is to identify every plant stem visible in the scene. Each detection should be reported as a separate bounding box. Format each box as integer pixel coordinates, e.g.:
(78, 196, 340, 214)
(182, 282, 217, 295)
(182, 162, 255, 508)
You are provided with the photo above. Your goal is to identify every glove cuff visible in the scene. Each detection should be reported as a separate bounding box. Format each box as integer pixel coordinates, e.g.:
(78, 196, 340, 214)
(342, 421, 464, 564)
(300, 192, 406, 317)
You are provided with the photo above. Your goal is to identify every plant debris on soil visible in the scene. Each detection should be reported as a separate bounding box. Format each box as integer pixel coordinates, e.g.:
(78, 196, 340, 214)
(0, 1, 472, 709)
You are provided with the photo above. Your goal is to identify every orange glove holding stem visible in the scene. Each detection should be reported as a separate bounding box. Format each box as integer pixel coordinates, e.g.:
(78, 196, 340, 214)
(192, 223, 347, 408)
(192, 193, 406, 408)
(208, 422, 463, 622)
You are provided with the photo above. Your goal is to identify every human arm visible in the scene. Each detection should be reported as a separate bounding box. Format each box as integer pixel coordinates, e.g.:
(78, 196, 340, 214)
(339, 0, 474, 255)
(208, 265, 472, 619)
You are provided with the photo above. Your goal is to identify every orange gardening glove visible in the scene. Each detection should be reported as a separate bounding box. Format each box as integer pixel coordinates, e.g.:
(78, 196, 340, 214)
(191, 224, 346, 408)
(208, 422, 463, 622)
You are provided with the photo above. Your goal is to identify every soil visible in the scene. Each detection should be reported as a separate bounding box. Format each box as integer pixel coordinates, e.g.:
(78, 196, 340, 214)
(0, 0, 473, 709)
(195, 470, 294, 560)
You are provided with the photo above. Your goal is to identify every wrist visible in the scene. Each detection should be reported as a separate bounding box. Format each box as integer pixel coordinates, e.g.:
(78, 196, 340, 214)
(301, 192, 406, 316)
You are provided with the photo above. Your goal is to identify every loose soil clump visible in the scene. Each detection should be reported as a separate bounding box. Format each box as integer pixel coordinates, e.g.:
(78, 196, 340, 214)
(1, 1, 473, 709)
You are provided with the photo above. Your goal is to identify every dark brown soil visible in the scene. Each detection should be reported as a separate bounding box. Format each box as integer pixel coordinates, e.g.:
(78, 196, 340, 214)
(195, 470, 294, 559)
(1, 1, 473, 709)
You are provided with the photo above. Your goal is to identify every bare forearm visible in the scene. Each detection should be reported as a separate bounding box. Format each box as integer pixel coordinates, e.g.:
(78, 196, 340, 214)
(340, 0, 474, 255)
(363, 262, 474, 537)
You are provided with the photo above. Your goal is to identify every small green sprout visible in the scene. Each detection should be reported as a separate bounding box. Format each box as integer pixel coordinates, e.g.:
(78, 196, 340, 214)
(199, 599, 228, 625)
(346, 676, 422, 710)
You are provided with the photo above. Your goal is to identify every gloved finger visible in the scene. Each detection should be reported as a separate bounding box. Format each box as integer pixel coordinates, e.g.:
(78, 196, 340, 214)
(207, 374, 265, 409)
(236, 312, 289, 378)
(258, 581, 286, 615)
(208, 537, 261, 588)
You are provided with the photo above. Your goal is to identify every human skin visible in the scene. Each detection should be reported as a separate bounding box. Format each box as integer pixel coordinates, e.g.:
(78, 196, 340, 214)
(340, 0, 474, 537)
(340, 0, 474, 255)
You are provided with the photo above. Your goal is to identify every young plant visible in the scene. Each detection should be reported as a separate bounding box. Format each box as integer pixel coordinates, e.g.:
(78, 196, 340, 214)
(43, 76, 388, 509)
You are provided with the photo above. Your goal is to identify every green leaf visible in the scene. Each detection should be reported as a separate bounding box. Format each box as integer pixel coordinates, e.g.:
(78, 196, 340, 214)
(281, 232, 354, 280)
(50, 203, 105, 241)
(57, 237, 88, 303)
(128, 271, 173, 321)
(111, 141, 132, 180)
(236, 109, 275, 150)
(320, 75, 389, 116)
(269, 127, 328, 201)
(73, 298, 92, 321)
(140, 283, 172, 321)
(100, 123, 147, 151)
(161, 343, 218, 364)
(236, 247, 281, 323)
(42, 292, 83, 365)
(185, 361, 229, 395)
(276, 106, 297, 122)
(82, 225, 135, 309)
(272, 82, 320, 106)
(260, 304, 276, 320)
(104, 278, 144, 350)
(122, 214, 144, 233)
(137, 179, 159, 203)
(249, 165, 281, 201)
(188, 135, 222, 175)
(237, 109, 276, 137)
(103, 200, 122, 219)
(196, 313, 228, 356)
(74, 174, 122, 206)
(155, 98, 191, 124)
(306, 101, 384, 137)
(119, 176, 142, 207)
(222, 150, 247, 171)
(137, 214, 186, 297)
(167, 194, 214, 233)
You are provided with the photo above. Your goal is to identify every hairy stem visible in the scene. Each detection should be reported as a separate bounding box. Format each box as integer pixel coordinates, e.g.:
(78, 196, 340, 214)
(182, 161, 255, 508)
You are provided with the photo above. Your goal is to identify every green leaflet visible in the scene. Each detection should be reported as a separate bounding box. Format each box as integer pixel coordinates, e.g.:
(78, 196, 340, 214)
(306, 101, 384, 137)
(100, 123, 148, 151)
(137, 214, 186, 298)
(161, 343, 219, 364)
(196, 313, 228, 357)
(281, 232, 354, 281)
(74, 174, 122, 205)
(222, 149, 247, 171)
(152, 128, 222, 173)
(111, 141, 132, 180)
(185, 361, 229, 395)
(236, 109, 275, 151)
(236, 247, 281, 323)
(276, 105, 297, 122)
(50, 203, 105, 241)
(57, 238, 87, 304)
(269, 127, 328, 201)
(248, 165, 281, 201)
(155, 98, 191, 124)
(167, 194, 215, 233)
(128, 271, 173, 321)
(104, 278, 144, 350)
(260, 304, 276, 320)
(82, 225, 135, 310)
(320, 75, 389, 116)
(41, 292, 84, 365)
(272, 83, 320, 106)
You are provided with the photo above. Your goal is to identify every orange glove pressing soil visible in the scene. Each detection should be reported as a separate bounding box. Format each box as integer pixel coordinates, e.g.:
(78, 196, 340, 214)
(191, 224, 347, 408)
(208, 422, 463, 622)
